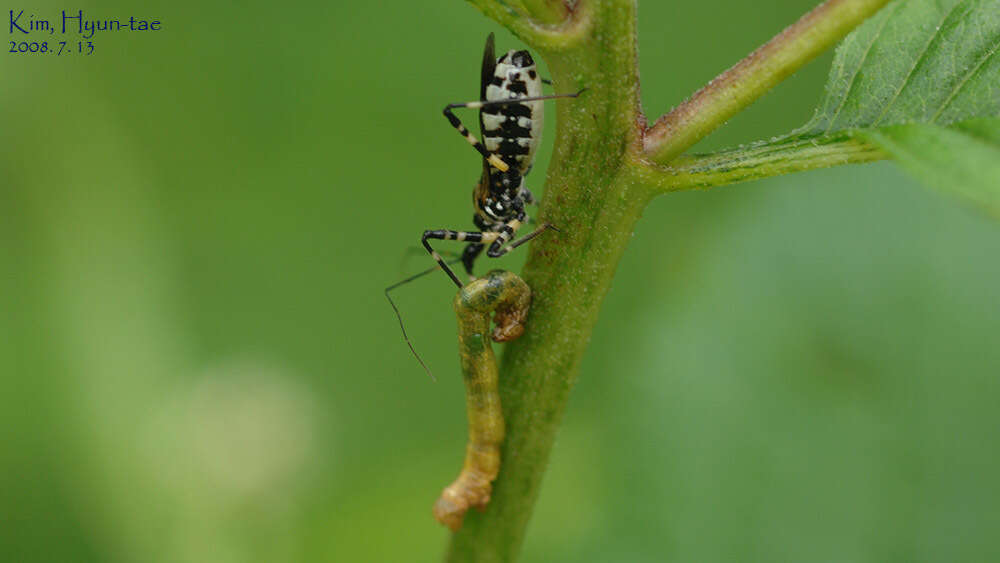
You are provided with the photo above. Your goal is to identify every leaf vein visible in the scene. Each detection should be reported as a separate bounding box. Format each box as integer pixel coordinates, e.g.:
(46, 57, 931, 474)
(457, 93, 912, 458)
(872, 1, 968, 126)
(931, 34, 1000, 123)
(825, 0, 903, 133)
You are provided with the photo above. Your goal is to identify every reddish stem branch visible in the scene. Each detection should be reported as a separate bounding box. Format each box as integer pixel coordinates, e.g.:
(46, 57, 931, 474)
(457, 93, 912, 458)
(643, 0, 891, 164)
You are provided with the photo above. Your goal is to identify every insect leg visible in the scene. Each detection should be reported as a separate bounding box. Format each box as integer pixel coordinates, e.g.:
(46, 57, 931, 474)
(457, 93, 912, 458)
(460, 243, 485, 277)
(508, 222, 559, 250)
(422, 229, 488, 288)
(485, 221, 557, 258)
(385, 255, 464, 381)
(466, 89, 587, 110)
(442, 89, 584, 170)
(519, 186, 536, 205)
(399, 246, 462, 276)
(442, 104, 510, 172)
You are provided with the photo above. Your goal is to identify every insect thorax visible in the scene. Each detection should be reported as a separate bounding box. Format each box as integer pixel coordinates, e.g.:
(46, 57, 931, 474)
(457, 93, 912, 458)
(482, 49, 544, 175)
(475, 167, 526, 225)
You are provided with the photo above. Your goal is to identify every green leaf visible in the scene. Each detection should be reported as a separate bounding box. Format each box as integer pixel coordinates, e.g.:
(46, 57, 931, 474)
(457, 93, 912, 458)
(803, 0, 1000, 209)
(805, 0, 1000, 132)
(857, 117, 1000, 215)
(672, 0, 999, 206)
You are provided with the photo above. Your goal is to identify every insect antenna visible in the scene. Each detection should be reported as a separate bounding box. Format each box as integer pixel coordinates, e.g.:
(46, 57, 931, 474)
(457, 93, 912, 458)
(385, 256, 465, 381)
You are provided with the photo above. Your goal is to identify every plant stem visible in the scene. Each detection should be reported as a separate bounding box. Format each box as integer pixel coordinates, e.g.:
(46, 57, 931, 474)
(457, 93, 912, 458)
(466, 0, 591, 50)
(446, 1, 644, 560)
(520, 0, 569, 24)
(643, 0, 892, 164)
(446, 0, 894, 560)
(637, 133, 886, 192)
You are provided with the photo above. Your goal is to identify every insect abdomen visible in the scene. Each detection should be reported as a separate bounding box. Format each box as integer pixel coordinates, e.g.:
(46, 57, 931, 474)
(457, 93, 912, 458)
(482, 55, 543, 175)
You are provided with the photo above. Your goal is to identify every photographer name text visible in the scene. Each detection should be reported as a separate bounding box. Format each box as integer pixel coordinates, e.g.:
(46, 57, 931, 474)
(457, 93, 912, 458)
(10, 10, 161, 38)
(9, 9, 162, 55)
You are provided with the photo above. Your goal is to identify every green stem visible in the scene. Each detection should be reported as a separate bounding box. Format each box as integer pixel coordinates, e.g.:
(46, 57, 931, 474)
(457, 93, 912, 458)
(446, 1, 644, 561)
(637, 133, 886, 192)
(643, 0, 892, 164)
(466, 0, 592, 50)
(520, 0, 569, 24)
(446, 0, 893, 560)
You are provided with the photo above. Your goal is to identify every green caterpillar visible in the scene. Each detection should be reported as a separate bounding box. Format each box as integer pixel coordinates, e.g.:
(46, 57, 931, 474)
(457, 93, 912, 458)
(433, 270, 531, 531)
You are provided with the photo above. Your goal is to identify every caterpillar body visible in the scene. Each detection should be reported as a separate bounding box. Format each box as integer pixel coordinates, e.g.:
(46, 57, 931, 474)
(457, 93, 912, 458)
(433, 270, 531, 531)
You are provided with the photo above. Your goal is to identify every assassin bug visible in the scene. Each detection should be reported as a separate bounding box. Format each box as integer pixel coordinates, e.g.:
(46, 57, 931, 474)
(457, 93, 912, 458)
(385, 33, 584, 374)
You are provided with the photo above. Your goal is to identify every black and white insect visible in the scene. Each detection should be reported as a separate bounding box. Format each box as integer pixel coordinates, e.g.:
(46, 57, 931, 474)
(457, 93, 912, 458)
(386, 33, 584, 375)
(427, 33, 584, 286)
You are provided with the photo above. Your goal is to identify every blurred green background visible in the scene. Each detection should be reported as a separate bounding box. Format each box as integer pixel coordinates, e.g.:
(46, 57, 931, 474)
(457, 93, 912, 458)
(2, 1, 999, 561)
